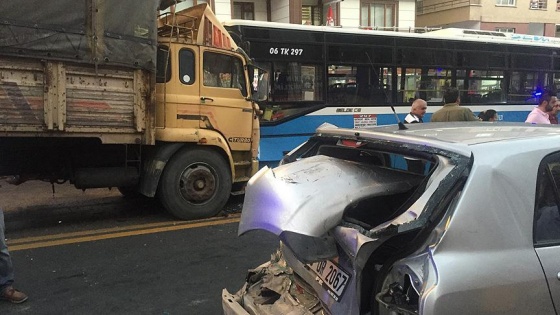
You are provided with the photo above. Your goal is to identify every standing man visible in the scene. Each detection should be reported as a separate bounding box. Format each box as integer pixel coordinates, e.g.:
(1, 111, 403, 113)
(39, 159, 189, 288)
(550, 104, 559, 124)
(404, 99, 428, 124)
(526, 91, 557, 124)
(0, 209, 27, 304)
(430, 87, 478, 122)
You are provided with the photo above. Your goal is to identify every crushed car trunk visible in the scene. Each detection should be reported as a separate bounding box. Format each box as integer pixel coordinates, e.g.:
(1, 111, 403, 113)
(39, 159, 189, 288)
(238, 154, 426, 263)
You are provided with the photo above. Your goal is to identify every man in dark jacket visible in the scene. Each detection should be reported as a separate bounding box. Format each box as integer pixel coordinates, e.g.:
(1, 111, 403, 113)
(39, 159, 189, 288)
(431, 87, 478, 122)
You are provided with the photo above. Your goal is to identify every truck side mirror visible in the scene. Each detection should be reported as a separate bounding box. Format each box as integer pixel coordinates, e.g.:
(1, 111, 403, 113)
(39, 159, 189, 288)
(248, 65, 269, 102)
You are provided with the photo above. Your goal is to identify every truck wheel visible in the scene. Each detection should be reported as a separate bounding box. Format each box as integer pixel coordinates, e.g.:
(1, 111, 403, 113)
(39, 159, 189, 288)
(158, 147, 232, 220)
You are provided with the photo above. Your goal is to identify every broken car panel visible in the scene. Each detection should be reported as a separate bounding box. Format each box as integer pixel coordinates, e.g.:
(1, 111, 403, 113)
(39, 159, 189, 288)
(224, 123, 560, 315)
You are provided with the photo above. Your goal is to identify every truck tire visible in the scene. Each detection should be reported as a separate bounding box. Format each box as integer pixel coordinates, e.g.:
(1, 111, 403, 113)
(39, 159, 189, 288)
(157, 147, 232, 220)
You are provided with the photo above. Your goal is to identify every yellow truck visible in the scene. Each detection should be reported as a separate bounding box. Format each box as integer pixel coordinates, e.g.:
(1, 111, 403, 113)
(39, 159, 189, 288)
(0, 2, 266, 219)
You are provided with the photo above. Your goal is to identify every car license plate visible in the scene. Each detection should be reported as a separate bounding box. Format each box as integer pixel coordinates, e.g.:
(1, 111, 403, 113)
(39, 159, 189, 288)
(306, 260, 351, 301)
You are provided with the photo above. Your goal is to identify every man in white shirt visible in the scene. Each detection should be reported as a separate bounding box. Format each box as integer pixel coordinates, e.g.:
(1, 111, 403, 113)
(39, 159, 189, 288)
(526, 92, 558, 124)
(404, 99, 428, 124)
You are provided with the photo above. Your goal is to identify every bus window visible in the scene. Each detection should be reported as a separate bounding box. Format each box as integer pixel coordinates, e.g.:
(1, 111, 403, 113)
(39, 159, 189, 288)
(259, 62, 323, 122)
(457, 70, 505, 104)
(509, 71, 548, 104)
(271, 62, 323, 102)
(400, 68, 451, 103)
(554, 73, 560, 92)
(327, 65, 391, 105)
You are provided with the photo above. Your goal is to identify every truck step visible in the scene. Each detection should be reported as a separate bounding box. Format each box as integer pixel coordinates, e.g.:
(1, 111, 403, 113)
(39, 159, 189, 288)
(234, 176, 251, 183)
(233, 160, 252, 167)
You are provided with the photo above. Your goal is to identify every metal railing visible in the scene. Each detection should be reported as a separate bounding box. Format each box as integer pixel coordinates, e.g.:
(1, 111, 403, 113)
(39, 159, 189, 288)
(358, 26, 442, 33)
(417, 0, 481, 14)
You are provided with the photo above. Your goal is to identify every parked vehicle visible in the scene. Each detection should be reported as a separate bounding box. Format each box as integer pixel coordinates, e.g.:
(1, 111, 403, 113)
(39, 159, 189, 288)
(0, 2, 267, 219)
(223, 122, 560, 314)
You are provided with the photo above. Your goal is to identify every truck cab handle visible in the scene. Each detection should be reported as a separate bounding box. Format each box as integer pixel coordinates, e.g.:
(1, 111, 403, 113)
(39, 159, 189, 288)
(201, 96, 214, 102)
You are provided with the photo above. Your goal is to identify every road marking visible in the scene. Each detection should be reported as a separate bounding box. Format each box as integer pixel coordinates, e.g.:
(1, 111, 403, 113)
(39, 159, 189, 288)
(7, 214, 241, 251)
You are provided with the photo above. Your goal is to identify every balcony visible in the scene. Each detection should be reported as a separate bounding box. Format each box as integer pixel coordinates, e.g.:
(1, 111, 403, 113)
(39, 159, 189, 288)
(417, 0, 481, 15)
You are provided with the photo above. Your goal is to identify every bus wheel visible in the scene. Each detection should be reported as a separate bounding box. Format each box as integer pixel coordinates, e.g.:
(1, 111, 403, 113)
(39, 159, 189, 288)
(158, 147, 232, 220)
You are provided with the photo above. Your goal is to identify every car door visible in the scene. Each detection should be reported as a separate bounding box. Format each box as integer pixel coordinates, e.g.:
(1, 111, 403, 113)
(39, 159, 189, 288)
(533, 153, 560, 311)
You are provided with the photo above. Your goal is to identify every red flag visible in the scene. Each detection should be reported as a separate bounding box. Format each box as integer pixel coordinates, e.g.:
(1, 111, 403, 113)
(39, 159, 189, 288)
(326, 5, 334, 26)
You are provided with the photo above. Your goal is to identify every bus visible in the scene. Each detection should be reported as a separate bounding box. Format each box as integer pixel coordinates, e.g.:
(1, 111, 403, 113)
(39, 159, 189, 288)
(224, 21, 560, 167)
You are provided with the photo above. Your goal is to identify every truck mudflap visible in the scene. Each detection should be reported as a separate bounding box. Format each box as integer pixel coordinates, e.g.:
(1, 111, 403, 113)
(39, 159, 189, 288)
(139, 143, 184, 197)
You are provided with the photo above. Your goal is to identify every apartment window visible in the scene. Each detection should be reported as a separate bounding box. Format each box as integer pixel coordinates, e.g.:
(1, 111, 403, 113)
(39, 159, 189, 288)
(530, 0, 547, 9)
(361, 1, 397, 28)
(171, 0, 215, 11)
(233, 2, 254, 20)
(302, 5, 321, 25)
(496, 27, 515, 33)
(557, 0, 560, 10)
(496, 0, 515, 5)
(556, 24, 560, 37)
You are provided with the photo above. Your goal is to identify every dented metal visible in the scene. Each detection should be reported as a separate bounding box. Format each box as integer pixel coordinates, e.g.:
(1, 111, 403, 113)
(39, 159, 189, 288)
(226, 123, 560, 315)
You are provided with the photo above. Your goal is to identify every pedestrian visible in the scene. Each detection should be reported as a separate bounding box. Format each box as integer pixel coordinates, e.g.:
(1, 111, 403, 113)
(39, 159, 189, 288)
(549, 103, 559, 124)
(526, 90, 557, 124)
(404, 98, 428, 124)
(0, 208, 28, 304)
(478, 109, 498, 122)
(430, 87, 478, 122)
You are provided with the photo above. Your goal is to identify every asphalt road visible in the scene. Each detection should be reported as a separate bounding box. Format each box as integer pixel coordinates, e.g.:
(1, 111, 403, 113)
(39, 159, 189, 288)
(0, 181, 278, 314)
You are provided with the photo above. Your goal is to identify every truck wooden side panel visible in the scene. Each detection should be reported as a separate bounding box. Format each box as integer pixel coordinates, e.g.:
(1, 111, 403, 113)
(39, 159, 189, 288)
(0, 57, 154, 144)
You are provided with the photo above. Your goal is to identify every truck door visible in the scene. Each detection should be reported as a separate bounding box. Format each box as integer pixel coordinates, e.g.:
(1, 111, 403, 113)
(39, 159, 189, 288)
(172, 46, 201, 130)
(199, 48, 253, 152)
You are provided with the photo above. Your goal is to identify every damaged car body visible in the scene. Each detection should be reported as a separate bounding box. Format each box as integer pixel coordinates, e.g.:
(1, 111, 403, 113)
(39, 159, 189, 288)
(223, 123, 560, 315)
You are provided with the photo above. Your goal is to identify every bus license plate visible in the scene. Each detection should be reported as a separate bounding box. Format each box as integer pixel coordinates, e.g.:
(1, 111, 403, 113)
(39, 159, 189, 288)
(307, 260, 351, 301)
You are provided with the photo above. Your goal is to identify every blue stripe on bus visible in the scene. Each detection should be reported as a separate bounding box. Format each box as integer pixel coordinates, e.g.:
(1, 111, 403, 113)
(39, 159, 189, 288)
(259, 110, 532, 166)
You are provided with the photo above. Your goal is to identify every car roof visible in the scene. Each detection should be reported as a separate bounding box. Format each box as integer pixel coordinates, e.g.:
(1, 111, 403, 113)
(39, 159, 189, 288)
(316, 122, 560, 156)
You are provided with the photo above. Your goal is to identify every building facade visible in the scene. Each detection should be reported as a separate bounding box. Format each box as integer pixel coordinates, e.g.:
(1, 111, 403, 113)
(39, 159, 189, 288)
(169, 0, 416, 29)
(416, 0, 560, 36)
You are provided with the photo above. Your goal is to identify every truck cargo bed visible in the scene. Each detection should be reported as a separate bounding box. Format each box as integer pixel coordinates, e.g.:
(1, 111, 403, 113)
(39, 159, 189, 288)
(0, 57, 154, 144)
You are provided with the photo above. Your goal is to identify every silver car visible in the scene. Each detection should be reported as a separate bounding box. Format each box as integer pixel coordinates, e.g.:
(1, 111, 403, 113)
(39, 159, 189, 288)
(222, 122, 560, 315)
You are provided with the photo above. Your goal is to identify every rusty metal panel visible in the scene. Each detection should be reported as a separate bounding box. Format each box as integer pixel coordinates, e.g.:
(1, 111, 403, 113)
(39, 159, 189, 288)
(0, 59, 45, 128)
(44, 62, 67, 131)
(0, 57, 153, 144)
(65, 65, 136, 130)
